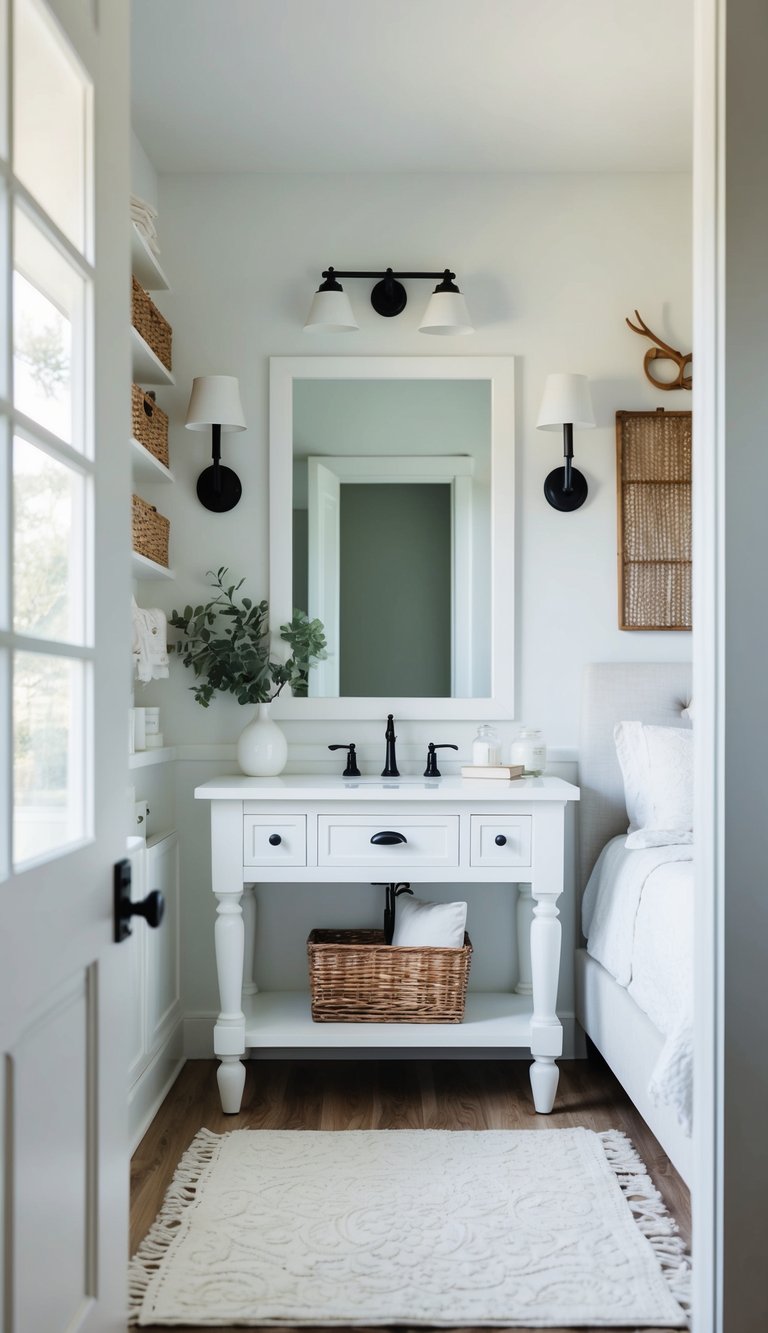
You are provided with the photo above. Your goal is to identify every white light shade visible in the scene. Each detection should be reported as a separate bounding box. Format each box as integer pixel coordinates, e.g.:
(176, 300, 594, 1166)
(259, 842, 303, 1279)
(536, 373, 595, 430)
(419, 290, 474, 336)
(303, 287, 359, 333)
(185, 375, 246, 432)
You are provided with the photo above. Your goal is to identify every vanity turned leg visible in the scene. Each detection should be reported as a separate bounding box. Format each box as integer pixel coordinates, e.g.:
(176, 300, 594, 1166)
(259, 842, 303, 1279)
(214, 890, 246, 1114)
(217, 1055, 247, 1114)
(529, 890, 563, 1114)
(242, 884, 259, 1001)
(514, 884, 534, 996)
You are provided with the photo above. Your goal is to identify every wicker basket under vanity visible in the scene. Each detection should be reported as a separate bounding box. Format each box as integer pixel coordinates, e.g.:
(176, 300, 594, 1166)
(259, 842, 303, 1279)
(131, 385, 169, 467)
(131, 276, 172, 371)
(132, 493, 170, 567)
(307, 928, 472, 1023)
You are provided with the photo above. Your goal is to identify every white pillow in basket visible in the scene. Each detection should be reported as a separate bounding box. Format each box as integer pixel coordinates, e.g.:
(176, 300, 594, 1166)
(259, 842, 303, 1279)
(391, 896, 467, 948)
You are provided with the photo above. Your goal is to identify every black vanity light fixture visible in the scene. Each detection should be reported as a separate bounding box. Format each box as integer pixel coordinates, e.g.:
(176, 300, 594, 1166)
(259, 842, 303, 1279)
(536, 373, 596, 512)
(303, 267, 474, 335)
(184, 375, 246, 512)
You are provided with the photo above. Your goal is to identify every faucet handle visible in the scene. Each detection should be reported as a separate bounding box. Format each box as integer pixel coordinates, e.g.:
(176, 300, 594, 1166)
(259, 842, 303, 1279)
(328, 743, 361, 777)
(424, 743, 459, 777)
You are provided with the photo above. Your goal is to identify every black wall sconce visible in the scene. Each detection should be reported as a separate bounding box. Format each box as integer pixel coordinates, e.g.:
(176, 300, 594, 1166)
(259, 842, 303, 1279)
(184, 375, 246, 512)
(536, 373, 596, 511)
(303, 267, 474, 335)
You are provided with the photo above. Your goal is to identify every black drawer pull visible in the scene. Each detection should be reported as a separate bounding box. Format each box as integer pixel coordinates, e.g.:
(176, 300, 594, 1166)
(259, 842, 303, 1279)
(370, 831, 408, 846)
(495, 834, 507, 846)
(268, 833, 282, 846)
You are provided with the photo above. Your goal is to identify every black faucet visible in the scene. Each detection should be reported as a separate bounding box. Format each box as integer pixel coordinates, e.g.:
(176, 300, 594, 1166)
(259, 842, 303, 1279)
(381, 713, 399, 777)
(328, 743, 361, 777)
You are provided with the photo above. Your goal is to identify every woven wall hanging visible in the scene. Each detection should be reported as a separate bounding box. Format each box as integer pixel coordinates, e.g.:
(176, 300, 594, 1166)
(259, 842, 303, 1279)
(616, 408, 692, 631)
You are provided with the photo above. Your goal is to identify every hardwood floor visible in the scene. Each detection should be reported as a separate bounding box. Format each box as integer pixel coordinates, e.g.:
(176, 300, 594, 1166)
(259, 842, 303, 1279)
(131, 1055, 691, 1333)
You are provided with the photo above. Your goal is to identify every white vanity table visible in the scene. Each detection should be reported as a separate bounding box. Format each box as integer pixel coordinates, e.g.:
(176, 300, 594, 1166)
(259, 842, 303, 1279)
(195, 773, 579, 1116)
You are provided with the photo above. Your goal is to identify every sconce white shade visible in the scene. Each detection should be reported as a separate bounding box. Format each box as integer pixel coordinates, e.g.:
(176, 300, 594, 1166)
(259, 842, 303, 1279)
(536, 373, 595, 430)
(185, 375, 246, 432)
(418, 290, 474, 336)
(303, 287, 359, 333)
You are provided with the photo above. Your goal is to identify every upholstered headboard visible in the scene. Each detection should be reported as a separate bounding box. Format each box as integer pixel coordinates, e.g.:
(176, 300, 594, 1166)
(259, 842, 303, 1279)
(578, 662, 693, 890)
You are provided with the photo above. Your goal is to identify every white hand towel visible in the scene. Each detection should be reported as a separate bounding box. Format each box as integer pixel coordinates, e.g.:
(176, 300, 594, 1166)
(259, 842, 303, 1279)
(131, 596, 170, 683)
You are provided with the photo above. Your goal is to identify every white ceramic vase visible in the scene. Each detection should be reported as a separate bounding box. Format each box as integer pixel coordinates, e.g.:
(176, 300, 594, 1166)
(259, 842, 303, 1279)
(237, 701, 288, 777)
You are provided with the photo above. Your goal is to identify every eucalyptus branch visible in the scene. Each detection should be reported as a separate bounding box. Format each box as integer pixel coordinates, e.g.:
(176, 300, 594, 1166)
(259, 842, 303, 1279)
(169, 568, 327, 708)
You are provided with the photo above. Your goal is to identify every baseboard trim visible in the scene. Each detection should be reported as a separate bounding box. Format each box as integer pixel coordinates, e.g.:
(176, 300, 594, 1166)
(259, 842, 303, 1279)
(128, 1019, 186, 1150)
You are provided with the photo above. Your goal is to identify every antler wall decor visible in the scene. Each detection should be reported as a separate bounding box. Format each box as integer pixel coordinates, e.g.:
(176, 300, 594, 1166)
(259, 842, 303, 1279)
(625, 310, 692, 391)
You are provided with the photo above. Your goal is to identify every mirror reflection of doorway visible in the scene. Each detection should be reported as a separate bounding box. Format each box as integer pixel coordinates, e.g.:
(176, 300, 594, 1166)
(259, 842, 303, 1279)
(339, 482, 451, 697)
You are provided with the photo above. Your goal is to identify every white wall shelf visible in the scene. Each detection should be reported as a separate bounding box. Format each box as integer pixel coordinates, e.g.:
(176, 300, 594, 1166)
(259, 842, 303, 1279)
(131, 222, 170, 292)
(131, 436, 174, 483)
(131, 326, 175, 386)
(131, 550, 175, 581)
(129, 747, 177, 770)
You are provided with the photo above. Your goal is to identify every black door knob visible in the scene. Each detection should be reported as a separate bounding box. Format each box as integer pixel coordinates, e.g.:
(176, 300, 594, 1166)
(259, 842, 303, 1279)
(114, 859, 165, 942)
(495, 834, 507, 846)
(269, 833, 282, 846)
(130, 889, 165, 928)
(370, 831, 408, 846)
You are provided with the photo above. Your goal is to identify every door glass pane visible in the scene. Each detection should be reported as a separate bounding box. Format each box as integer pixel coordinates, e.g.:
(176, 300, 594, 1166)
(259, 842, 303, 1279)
(13, 652, 88, 866)
(13, 437, 87, 644)
(13, 208, 86, 448)
(13, 0, 90, 252)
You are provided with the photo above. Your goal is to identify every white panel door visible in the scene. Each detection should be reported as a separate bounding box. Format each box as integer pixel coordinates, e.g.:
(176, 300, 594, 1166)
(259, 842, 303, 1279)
(0, 3, 132, 1331)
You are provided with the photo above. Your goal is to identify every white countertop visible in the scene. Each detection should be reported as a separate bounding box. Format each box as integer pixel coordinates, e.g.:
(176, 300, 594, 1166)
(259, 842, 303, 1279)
(194, 774, 580, 802)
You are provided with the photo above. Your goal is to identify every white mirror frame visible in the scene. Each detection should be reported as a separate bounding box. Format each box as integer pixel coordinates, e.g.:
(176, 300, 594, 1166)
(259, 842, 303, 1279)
(268, 355, 515, 721)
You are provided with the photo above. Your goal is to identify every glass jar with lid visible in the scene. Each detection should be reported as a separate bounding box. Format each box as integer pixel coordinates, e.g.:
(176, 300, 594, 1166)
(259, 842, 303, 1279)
(472, 723, 501, 766)
(510, 727, 547, 776)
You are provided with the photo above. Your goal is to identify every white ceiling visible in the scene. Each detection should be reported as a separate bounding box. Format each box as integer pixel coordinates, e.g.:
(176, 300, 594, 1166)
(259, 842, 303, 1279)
(131, 0, 692, 174)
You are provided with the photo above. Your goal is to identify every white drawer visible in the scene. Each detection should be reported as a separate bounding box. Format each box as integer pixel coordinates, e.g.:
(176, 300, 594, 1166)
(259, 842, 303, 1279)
(317, 815, 459, 868)
(470, 815, 532, 868)
(243, 815, 307, 867)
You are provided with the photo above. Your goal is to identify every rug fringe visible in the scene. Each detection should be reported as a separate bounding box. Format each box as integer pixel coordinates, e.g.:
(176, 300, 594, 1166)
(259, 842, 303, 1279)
(599, 1129, 691, 1325)
(128, 1127, 225, 1325)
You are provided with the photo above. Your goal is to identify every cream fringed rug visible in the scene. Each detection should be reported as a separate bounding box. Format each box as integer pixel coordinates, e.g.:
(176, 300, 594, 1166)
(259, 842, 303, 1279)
(129, 1128, 690, 1328)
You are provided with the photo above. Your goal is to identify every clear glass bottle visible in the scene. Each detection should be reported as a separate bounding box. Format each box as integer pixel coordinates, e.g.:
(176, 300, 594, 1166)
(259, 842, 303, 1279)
(510, 727, 547, 776)
(472, 723, 501, 766)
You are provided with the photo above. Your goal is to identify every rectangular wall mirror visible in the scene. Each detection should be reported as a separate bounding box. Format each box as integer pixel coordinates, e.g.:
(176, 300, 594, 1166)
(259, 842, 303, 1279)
(269, 357, 515, 720)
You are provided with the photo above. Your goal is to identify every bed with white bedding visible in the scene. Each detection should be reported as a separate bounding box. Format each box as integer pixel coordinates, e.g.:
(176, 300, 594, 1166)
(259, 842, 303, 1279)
(575, 662, 693, 1184)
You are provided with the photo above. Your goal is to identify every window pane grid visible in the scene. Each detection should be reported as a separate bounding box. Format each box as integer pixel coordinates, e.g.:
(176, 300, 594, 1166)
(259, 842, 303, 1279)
(12, 649, 89, 867)
(12, 0, 92, 257)
(0, 0, 95, 870)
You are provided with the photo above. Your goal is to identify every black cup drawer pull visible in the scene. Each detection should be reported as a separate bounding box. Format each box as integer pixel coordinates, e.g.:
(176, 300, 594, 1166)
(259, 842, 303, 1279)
(268, 833, 282, 846)
(370, 830, 408, 846)
(495, 834, 508, 847)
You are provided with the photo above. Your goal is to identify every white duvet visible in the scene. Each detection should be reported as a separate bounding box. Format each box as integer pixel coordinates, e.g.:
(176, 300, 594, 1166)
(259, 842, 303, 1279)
(582, 837, 693, 1134)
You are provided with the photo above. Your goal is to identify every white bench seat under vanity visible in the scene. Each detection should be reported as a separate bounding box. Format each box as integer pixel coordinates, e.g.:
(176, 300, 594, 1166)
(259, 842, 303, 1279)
(195, 773, 580, 1116)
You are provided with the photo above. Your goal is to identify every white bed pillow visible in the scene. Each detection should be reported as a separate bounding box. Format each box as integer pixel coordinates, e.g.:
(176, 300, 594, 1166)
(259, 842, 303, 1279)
(614, 721, 693, 849)
(391, 895, 467, 948)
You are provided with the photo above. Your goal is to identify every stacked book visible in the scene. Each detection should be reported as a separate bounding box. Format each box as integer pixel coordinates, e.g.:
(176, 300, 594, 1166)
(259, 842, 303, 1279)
(461, 764, 524, 780)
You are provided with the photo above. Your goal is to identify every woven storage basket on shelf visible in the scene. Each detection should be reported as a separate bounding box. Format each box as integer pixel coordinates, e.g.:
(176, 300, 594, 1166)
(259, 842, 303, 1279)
(307, 928, 472, 1023)
(131, 276, 172, 371)
(131, 385, 169, 467)
(132, 494, 170, 567)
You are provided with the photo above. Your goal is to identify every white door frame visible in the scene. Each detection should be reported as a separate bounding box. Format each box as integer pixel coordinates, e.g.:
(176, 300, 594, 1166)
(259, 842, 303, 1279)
(692, 0, 768, 1328)
(305, 454, 475, 697)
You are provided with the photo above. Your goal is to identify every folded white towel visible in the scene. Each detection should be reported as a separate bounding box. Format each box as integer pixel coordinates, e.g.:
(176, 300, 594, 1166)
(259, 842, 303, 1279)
(130, 193, 158, 221)
(132, 596, 169, 683)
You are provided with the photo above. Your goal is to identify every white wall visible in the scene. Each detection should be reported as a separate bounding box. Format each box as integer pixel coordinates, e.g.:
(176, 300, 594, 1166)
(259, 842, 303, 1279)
(131, 131, 158, 210)
(133, 170, 692, 1020)
(140, 170, 691, 749)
